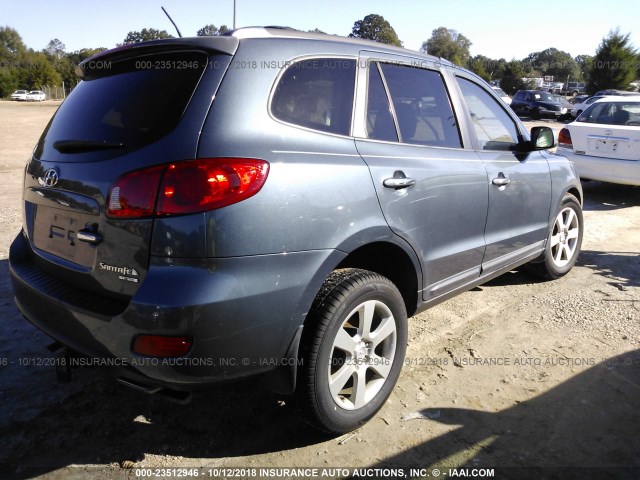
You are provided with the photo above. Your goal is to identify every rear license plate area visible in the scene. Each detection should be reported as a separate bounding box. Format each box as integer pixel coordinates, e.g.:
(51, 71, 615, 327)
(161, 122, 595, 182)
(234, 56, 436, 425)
(33, 206, 98, 268)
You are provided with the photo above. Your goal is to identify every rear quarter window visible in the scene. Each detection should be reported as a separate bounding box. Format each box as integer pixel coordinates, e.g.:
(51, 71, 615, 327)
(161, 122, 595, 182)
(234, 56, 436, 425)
(271, 58, 356, 136)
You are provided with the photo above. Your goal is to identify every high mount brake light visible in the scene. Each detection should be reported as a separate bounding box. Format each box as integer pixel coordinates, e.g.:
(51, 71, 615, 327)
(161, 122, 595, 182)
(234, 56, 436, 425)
(106, 158, 269, 219)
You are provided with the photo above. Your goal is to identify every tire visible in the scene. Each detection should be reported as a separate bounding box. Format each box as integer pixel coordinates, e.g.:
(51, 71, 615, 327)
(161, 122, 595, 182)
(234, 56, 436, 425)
(531, 108, 540, 120)
(526, 194, 583, 279)
(297, 268, 407, 434)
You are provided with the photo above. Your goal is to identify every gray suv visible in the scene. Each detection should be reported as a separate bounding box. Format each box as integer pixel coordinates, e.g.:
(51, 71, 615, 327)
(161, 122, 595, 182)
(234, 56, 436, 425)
(9, 27, 583, 434)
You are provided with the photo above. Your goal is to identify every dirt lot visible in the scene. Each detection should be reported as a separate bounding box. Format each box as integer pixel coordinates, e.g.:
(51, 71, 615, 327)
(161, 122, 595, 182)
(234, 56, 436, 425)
(0, 101, 638, 479)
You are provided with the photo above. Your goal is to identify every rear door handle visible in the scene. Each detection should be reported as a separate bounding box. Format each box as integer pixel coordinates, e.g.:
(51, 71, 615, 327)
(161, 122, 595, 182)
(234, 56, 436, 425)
(492, 173, 511, 187)
(383, 171, 416, 189)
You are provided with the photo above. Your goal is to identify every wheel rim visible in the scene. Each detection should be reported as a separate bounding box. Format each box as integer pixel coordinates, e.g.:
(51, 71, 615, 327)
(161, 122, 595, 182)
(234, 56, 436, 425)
(550, 206, 580, 268)
(327, 300, 397, 410)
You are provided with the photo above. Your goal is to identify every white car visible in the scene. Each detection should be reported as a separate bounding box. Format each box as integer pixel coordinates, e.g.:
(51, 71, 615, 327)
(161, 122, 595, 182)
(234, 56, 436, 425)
(491, 86, 511, 105)
(557, 96, 640, 185)
(10, 90, 28, 101)
(26, 90, 46, 102)
(570, 95, 613, 118)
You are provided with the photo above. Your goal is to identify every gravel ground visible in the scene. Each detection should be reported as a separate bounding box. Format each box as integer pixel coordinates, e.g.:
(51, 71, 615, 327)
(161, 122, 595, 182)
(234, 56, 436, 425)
(0, 101, 638, 479)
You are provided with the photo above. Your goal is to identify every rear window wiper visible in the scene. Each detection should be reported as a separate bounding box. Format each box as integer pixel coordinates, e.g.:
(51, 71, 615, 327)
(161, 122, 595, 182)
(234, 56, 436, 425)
(53, 140, 125, 153)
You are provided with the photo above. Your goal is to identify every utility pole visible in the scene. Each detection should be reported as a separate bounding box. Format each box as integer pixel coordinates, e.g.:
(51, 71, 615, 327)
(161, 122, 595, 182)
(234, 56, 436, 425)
(233, 0, 236, 29)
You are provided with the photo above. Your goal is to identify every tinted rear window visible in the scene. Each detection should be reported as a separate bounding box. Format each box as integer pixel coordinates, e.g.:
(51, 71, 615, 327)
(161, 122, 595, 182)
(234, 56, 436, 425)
(35, 51, 208, 159)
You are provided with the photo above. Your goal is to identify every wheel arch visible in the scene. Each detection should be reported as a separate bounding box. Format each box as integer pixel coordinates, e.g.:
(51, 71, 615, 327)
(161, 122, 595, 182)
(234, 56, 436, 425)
(566, 186, 582, 206)
(261, 239, 421, 395)
(335, 241, 420, 317)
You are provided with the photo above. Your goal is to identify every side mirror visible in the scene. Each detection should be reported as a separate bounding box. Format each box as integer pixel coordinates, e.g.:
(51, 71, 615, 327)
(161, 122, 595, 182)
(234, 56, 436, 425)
(530, 126, 555, 150)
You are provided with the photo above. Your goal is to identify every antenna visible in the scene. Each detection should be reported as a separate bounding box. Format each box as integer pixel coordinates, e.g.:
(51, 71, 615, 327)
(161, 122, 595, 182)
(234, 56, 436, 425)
(161, 6, 183, 38)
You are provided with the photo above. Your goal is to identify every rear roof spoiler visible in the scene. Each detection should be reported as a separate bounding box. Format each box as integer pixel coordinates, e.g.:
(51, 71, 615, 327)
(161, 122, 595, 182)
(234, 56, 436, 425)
(76, 36, 239, 79)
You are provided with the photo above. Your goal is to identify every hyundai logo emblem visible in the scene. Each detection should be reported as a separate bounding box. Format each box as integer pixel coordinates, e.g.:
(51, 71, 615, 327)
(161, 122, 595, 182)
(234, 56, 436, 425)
(39, 168, 59, 187)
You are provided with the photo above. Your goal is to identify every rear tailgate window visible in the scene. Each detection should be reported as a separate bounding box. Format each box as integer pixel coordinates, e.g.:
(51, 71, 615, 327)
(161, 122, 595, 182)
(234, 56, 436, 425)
(35, 50, 208, 160)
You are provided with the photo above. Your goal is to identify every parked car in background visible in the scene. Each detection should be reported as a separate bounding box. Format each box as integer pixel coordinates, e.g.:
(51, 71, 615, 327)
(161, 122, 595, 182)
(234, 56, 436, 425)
(570, 95, 614, 118)
(491, 86, 512, 104)
(9, 27, 584, 434)
(10, 90, 29, 101)
(510, 90, 563, 119)
(558, 96, 640, 185)
(543, 82, 564, 94)
(569, 94, 589, 105)
(550, 94, 573, 121)
(26, 90, 46, 101)
(562, 82, 586, 96)
(594, 89, 639, 97)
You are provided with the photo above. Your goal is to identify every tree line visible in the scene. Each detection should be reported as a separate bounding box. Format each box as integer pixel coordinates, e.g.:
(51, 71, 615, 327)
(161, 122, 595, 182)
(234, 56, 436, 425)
(1, 14, 638, 98)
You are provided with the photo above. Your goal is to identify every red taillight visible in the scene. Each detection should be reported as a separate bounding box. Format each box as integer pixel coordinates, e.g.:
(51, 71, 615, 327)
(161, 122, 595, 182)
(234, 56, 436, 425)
(106, 158, 269, 219)
(107, 165, 165, 218)
(132, 335, 192, 357)
(157, 158, 269, 215)
(558, 128, 572, 147)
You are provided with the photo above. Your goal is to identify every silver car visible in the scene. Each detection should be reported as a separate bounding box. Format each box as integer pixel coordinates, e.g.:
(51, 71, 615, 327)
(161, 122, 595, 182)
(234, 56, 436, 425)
(10, 27, 583, 434)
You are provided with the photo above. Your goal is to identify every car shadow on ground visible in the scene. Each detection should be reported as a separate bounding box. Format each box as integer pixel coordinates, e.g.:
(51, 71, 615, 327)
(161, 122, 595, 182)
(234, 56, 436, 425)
(577, 250, 640, 289)
(477, 249, 640, 291)
(0, 366, 328, 478)
(369, 349, 640, 479)
(0, 261, 328, 478)
(581, 181, 640, 211)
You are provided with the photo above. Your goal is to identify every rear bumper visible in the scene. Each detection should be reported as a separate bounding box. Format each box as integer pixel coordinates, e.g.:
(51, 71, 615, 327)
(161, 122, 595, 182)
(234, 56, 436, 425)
(557, 147, 640, 186)
(10, 231, 343, 389)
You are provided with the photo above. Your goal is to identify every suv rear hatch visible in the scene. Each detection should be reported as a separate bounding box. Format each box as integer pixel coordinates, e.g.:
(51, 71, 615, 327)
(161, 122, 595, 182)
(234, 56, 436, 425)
(18, 37, 238, 302)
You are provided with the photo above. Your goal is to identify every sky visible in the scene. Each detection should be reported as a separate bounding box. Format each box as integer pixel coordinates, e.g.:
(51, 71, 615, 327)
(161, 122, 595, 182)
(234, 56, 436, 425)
(2, 0, 639, 60)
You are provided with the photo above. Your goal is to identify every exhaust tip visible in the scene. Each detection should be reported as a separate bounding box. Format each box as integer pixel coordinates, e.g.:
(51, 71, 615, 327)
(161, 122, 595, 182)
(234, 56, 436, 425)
(117, 378, 192, 404)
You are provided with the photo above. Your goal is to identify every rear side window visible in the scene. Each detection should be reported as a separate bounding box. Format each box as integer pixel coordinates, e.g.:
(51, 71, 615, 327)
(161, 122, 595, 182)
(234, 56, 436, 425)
(368, 62, 462, 148)
(271, 58, 356, 135)
(36, 50, 209, 159)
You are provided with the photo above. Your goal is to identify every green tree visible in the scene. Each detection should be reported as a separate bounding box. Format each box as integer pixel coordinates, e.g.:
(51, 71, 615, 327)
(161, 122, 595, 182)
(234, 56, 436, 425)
(42, 38, 72, 90)
(523, 48, 580, 82)
(473, 57, 508, 82)
(574, 54, 593, 83)
(500, 60, 528, 95)
(123, 28, 173, 44)
(308, 28, 326, 34)
(349, 14, 402, 47)
(63, 48, 108, 91)
(0, 68, 20, 97)
(66, 47, 108, 65)
(421, 27, 471, 66)
(588, 29, 637, 94)
(467, 56, 489, 81)
(21, 51, 61, 89)
(0, 26, 26, 59)
(44, 38, 66, 60)
(0, 26, 27, 96)
(196, 24, 229, 36)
